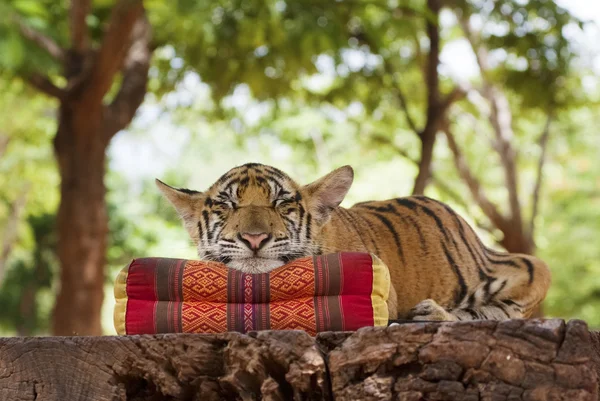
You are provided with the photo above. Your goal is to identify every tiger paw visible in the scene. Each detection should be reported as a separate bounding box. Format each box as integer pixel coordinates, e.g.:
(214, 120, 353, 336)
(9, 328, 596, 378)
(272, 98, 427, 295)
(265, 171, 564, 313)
(408, 299, 455, 321)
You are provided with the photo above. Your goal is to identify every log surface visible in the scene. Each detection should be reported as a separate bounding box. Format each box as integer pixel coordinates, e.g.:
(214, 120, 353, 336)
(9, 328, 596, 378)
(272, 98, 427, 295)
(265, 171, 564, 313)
(0, 319, 596, 401)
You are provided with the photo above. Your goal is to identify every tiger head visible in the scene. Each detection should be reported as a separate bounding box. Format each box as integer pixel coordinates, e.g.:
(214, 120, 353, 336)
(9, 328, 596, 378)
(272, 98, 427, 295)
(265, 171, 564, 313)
(156, 163, 354, 273)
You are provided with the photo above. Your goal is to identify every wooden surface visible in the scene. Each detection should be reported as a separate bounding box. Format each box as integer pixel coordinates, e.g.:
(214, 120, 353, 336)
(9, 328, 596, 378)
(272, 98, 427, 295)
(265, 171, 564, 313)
(0, 319, 597, 401)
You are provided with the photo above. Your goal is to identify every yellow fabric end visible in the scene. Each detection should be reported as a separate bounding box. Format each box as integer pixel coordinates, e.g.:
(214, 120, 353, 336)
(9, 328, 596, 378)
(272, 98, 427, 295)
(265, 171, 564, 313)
(370, 254, 390, 327)
(113, 264, 129, 335)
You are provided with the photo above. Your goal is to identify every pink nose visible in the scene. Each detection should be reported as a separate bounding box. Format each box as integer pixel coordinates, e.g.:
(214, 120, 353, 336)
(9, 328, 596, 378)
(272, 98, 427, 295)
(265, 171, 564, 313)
(240, 233, 270, 250)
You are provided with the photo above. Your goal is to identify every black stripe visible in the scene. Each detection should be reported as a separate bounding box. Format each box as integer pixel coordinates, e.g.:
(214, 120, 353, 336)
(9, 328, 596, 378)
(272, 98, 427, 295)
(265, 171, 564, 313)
(360, 204, 396, 213)
(395, 198, 419, 210)
(305, 213, 312, 240)
(503, 299, 523, 308)
(197, 221, 204, 241)
(497, 302, 512, 318)
(202, 211, 212, 241)
(282, 215, 297, 230)
(419, 204, 458, 249)
(442, 242, 468, 306)
(263, 166, 288, 180)
(356, 213, 383, 257)
(338, 209, 371, 253)
(371, 212, 406, 266)
(467, 293, 477, 308)
(440, 203, 488, 273)
(520, 258, 535, 285)
(486, 256, 520, 268)
(174, 187, 200, 195)
(216, 171, 236, 184)
(489, 279, 507, 300)
(396, 198, 458, 249)
(402, 214, 427, 252)
(222, 178, 240, 193)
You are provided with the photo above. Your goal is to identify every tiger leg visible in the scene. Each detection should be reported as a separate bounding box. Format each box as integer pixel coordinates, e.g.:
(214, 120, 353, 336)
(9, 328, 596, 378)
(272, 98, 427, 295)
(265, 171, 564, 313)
(408, 298, 523, 321)
(409, 255, 551, 321)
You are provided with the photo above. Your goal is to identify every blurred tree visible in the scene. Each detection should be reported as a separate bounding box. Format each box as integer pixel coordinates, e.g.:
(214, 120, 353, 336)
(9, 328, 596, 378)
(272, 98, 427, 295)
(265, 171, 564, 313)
(1, 0, 152, 334)
(437, 0, 580, 256)
(0, 0, 594, 334)
(0, 77, 58, 292)
(0, 214, 56, 336)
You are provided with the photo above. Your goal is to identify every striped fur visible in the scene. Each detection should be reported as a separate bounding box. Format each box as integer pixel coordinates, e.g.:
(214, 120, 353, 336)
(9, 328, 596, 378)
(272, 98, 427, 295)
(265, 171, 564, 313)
(157, 163, 551, 321)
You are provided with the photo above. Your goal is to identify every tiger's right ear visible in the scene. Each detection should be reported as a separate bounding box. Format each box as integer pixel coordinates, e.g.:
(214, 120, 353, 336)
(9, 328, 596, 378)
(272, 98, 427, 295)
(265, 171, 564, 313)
(155, 179, 204, 220)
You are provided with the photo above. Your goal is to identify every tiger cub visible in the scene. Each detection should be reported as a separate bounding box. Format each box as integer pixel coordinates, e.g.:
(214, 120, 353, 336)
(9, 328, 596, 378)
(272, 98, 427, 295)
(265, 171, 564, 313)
(157, 163, 551, 321)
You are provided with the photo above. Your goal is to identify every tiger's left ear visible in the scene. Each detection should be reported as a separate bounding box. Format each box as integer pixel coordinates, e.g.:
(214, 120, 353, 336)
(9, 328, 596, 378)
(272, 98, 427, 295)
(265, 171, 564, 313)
(303, 165, 354, 224)
(155, 179, 204, 222)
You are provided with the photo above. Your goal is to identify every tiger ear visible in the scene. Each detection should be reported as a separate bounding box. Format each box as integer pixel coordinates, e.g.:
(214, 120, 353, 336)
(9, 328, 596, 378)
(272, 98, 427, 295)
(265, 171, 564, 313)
(303, 166, 354, 224)
(155, 179, 204, 221)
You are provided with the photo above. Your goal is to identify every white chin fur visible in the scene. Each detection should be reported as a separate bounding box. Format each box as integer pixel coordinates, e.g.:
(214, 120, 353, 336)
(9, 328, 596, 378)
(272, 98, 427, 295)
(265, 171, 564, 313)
(226, 258, 285, 274)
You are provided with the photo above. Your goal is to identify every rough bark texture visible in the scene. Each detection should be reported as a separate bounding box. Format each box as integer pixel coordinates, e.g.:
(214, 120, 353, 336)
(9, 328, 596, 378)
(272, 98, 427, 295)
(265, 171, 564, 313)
(15, 0, 151, 335)
(51, 102, 110, 336)
(325, 319, 596, 401)
(0, 320, 597, 401)
(48, 6, 151, 336)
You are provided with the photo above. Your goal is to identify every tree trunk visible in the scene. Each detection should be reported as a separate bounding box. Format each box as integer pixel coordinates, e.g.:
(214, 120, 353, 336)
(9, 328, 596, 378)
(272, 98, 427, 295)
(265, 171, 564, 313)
(15, 1, 150, 336)
(412, 0, 441, 196)
(51, 101, 109, 336)
(412, 127, 436, 195)
(0, 320, 596, 401)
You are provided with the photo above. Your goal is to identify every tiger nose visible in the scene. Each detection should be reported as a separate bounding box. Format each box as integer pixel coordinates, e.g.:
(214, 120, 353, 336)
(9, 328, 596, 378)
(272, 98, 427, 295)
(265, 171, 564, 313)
(240, 232, 270, 250)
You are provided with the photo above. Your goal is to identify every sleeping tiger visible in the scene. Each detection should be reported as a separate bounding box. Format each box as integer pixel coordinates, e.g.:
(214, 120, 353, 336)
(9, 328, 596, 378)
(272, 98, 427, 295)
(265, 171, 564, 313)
(157, 163, 551, 321)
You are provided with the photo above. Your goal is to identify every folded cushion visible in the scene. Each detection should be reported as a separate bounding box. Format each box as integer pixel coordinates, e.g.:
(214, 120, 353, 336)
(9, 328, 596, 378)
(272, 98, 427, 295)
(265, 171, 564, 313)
(114, 252, 390, 335)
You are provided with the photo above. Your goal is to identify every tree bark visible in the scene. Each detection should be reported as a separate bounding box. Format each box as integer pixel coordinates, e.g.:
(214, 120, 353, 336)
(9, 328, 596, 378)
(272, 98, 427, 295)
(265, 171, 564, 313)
(412, 0, 442, 195)
(327, 319, 597, 401)
(51, 101, 110, 336)
(47, 5, 150, 335)
(413, 127, 437, 195)
(0, 320, 597, 401)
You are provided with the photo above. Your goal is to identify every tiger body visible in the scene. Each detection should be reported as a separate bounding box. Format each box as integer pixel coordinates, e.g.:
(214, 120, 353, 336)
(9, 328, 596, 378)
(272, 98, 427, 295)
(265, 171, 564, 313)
(157, 163, 551, 321)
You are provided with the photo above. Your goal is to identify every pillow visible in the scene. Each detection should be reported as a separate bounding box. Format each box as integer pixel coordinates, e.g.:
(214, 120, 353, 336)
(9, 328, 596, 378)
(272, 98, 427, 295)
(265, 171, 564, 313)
(114, 252, 390, 336)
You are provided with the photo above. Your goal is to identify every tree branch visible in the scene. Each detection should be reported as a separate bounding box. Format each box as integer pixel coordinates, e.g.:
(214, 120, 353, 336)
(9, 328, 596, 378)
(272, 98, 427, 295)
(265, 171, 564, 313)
(460, 16, 522, 227)
(370, 134, 468, 210)
(440, 86, 467, 114)
(16, 18, 65, 62)
(392, 78, 420, 135)
(104, 14, 152, 137)
(529, 114, 552, 236)
(25, 73, 67, 99)
(443, 123, 508, 232)
(70, 0, 92, 52)
(412, 0, 441, 195)
(357, 29, 421, 137)
(82, 0, 144, 105)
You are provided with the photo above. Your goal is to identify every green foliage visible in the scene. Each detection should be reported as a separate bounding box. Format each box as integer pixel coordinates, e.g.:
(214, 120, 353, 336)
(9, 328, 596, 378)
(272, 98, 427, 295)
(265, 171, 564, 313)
(537, 107, 600, 326)
(0, 0, 599, 335)
(0, 213, 56, 335)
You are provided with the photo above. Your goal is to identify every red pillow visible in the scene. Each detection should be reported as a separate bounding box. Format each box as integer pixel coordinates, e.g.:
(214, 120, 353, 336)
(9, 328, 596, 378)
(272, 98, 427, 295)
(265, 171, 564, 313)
(114, 252, 390, 335)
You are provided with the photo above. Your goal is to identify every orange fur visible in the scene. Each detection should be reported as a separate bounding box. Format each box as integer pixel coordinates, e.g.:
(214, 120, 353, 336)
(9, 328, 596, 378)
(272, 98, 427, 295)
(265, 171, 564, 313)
(158, 163, 551, 321)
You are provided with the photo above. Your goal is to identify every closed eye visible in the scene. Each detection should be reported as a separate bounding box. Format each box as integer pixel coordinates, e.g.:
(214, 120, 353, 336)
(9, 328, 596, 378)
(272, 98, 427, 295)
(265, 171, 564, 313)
(273, 198, 292, 207)
(214, 200, 236, 209)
